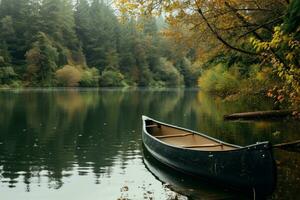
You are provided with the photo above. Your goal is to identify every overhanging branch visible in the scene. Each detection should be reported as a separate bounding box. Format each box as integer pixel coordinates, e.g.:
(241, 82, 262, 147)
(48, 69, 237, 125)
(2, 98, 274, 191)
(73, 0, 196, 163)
(238, 15, 284, 39)
(195, 5, 258, 55)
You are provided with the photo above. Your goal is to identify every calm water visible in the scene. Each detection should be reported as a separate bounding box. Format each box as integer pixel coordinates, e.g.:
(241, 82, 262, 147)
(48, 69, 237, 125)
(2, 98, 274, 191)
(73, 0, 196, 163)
(0, 89, 299, 200)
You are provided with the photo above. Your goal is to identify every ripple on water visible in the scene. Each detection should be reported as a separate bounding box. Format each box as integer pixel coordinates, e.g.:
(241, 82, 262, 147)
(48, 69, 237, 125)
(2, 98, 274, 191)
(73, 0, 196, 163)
(1, 89, 298, 199)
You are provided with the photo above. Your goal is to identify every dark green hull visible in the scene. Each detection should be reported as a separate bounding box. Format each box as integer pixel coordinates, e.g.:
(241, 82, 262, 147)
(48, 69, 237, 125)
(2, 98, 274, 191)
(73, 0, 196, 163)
(142, 116, 277, 196)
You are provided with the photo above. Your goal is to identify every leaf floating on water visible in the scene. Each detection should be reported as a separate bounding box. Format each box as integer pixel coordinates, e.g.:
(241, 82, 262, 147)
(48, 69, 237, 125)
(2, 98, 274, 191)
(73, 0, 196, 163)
(273, 131, 281, 136)
(120, 185, 129, 192)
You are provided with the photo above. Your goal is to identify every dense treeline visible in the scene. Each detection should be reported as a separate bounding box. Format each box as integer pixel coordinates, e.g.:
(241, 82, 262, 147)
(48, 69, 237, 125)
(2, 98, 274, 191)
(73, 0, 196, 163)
(116, 0, 300, 109)
(0, 0, 201, 87)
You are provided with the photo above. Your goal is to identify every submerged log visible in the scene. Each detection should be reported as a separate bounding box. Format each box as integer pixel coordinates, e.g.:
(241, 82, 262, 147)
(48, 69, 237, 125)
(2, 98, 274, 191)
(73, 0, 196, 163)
(273, 140, 300, 148)
(273, 140, 300, 152)
(224, 110, 294, 120)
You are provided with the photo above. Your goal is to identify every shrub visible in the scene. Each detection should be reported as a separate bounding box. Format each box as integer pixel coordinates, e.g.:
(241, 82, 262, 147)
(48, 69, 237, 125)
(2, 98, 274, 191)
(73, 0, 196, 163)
(0, 66, 17, 84)
(55, 65, 82, 87)
(156, 57, 184, 86)
(198, 63, 240, 96)
(26, 32, 58, 86)
(100, 69, 126, 87)
(251, 25, 300, 107)
(79, 67, 100, 87)
(9, 80, 22, 88)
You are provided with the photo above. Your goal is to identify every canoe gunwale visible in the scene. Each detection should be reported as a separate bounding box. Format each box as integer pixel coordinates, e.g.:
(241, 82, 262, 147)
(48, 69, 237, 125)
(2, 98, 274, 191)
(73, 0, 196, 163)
(142, 115, 271, 152)
(142, 115, 277, 195)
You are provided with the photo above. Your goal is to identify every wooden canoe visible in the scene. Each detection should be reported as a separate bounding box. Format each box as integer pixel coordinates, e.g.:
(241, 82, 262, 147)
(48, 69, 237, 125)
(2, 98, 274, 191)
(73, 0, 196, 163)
(143, 146, 252, 199)
(142, 116, 277, 196)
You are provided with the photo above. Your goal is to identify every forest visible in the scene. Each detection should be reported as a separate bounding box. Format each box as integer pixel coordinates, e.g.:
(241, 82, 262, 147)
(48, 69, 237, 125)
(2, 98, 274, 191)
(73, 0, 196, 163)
(115, 0, 300, 109)
(0, 0, 299, 109)
(0, 0, 200, 88)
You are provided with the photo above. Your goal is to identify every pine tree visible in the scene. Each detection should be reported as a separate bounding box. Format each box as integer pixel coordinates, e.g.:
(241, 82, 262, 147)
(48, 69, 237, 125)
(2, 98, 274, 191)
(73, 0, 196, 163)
(75, 0, 90, 47)
(26, 32, 58, 86)
(0, 0, 33, 65)
(84, 0, 119, 70)
(40, 0, 82, 65)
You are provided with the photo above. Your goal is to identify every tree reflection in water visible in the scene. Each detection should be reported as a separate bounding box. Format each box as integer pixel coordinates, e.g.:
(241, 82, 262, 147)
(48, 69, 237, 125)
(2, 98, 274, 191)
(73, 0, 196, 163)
(0, 89, 299, 199)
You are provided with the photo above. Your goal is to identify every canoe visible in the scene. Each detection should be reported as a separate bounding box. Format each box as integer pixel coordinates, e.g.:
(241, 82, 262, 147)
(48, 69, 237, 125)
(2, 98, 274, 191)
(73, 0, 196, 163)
(143, 146, 251, 199)
(142, 116, 277, 196)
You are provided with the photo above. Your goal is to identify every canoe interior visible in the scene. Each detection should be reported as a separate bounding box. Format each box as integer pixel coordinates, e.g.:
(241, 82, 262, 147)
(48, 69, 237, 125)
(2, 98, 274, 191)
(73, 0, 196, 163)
(145, 119, 237, 151)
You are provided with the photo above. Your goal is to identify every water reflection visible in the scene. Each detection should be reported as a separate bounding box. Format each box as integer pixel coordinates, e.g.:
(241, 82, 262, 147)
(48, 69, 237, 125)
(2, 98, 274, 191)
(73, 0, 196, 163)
(0, 89, 300, 199)
(143, 146, 251, 200)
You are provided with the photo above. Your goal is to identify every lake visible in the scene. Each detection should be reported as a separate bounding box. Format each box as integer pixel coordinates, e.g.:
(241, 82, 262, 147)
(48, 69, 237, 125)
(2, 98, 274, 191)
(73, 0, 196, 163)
(0, 89, 299, 200)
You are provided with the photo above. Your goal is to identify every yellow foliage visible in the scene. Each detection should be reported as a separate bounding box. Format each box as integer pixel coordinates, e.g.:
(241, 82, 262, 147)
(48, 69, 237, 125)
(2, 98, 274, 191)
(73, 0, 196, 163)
(114, 0, 286, 68)
(55, 65, 82, 87)
(251, 26, 300, 107)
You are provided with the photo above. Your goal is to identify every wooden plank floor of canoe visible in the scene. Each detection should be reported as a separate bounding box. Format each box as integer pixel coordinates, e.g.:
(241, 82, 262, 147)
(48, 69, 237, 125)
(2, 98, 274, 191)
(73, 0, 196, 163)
(160, 135, 236, 151)
(146, 124, 236, 151)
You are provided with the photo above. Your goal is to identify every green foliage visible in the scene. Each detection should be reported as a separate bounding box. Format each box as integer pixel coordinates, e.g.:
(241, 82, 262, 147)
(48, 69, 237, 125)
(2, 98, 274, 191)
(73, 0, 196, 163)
(284, 0, 300, 34)
(0, 16, 16, 65)
(0, 0, 196, 88)
(0, 66, 17, 84)
(197, 59, 278, 98)
(41, 0, 78, 49)
(156, 58, 184, 87)
(80, 67, 100, 87)
(77, 1, 120, 70)
(55, 65, 100, 87)
(0, 16, 15, 38)
(198, 63, 240, 96)
(0, 43, 11, 67)
(26, 32, 58, 86)
(251, 26, 300, 107)
(177, 57, 202, 86)
(100, 69, 127, 87)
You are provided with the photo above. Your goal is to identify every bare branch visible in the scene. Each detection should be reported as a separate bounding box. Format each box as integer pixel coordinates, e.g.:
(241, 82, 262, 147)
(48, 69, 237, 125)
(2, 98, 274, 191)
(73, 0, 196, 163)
(215, 24, 257, 31)
(224, 2, 286, 65)
(195, 4, 258, 55)
(238, 15, 284, 39)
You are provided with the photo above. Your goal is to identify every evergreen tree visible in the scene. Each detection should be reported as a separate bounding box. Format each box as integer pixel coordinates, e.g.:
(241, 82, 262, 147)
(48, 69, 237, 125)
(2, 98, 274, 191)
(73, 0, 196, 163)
(0, 0, 195, 87)
(25, 32, 58, 86)
(40, 0, 82, 65)
(0, 0, 32, 66)
(84, 0, 119, 70)
(75, 0, 91, 51)
(118, 19, 137, 73)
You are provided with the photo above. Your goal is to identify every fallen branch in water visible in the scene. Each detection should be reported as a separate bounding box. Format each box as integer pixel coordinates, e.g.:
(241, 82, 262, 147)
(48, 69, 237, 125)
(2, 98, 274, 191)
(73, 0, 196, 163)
(224, 110, 294, 120)
(273, 140, 300, 148)
(273, 140, 300, 152)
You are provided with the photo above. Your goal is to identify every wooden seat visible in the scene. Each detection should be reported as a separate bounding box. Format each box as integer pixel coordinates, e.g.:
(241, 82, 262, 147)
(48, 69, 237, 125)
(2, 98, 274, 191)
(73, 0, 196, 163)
(146, 124, 159, 128)
(155, 133, 193, 139)
(182, 143, 223, 148)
